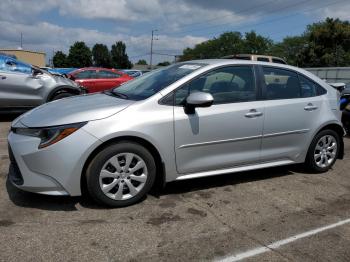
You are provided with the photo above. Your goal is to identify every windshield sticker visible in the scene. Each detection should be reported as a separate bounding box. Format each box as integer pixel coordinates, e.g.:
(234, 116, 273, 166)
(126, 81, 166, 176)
(179, 64, 202, 70)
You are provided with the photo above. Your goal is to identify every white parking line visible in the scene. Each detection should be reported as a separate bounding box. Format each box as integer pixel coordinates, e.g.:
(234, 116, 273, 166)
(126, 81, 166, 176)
(217, 218, 350, 262)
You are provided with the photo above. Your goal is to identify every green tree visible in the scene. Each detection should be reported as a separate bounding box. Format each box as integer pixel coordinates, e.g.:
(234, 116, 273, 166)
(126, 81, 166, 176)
(297, 18, 350, 67)
(242, 31, 273, 54)
(92, 43, 111, 67)
(181, 31, 272, 61)
(52, 51, 68, 67)
(270, 36, 307, 66)
(157, 61, 171, 66)
(111, 41, 132, 69)
(136, 59, 147, 65)
(67, 41, 92, 67)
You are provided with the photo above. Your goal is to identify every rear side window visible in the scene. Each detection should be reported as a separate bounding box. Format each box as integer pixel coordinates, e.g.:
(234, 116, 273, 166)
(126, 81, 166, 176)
(298, 74, 318, 97)
(97, 70, 121, 79)
(272, 58, 286, 64)
(257, 57, 269, 62)
(75, 70, 96, 79)
(263, 67, 301, 100)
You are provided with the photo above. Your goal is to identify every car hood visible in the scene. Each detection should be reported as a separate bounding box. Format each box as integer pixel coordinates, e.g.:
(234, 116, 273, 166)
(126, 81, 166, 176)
(16, 93, 134, 128)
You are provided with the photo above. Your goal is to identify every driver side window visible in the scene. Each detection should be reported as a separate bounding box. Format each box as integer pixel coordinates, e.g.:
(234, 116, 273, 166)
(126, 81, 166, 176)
(175, 66, 256, 105)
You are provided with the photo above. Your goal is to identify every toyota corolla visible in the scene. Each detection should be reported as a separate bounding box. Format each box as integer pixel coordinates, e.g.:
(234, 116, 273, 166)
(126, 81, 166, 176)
(8, 60, 344, 207)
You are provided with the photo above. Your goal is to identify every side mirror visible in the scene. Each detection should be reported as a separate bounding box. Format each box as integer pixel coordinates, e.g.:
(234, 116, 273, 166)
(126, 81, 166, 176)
(184, 91, 214, 114)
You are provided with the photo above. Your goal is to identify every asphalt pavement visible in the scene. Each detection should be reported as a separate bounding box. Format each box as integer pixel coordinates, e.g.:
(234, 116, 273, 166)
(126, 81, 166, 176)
(1, 118, 350, 262)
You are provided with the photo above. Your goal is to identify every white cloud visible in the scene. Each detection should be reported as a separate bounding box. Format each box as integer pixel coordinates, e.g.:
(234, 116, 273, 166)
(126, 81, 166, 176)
(0, 0, 349, 64)
(317, 2, 350, 20)
(0, 20, 207, 63)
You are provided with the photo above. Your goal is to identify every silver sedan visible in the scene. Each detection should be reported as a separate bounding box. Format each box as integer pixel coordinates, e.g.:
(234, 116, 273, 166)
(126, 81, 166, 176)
(8, 59, 344, 207)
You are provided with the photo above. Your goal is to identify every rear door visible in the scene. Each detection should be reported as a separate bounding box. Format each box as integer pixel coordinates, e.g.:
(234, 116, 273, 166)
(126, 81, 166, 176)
(94, 70, 123, 92)
(174, 65, 265, 174)
(74, 70, 97, 92)
(259, 66, 324, 162)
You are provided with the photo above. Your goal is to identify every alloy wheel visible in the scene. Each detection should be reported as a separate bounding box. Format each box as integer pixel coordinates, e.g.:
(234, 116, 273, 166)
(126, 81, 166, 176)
(99, 152, 148, 200)
(314, 135, 338, 168)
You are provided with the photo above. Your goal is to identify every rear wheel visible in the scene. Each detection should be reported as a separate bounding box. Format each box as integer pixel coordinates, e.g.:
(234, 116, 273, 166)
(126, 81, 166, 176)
(86, 142, 156, 207)
(305, 130, 340, 172)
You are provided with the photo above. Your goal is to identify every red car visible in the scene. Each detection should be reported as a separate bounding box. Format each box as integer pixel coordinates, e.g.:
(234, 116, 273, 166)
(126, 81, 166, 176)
(68, 67, 133, 93)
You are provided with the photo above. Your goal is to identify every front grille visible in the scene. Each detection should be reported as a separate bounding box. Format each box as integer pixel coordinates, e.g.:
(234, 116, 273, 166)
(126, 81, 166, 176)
(8, 145, 24, 185)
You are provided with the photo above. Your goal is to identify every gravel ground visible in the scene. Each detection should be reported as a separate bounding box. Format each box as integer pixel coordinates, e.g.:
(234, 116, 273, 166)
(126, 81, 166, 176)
(1, 119, 350, 262)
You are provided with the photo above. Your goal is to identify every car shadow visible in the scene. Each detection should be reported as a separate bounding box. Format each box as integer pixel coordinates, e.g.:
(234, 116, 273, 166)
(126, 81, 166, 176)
(6, 164, 309, 211)
(0, 113, 22, 122)
(160, 164, 305, 196)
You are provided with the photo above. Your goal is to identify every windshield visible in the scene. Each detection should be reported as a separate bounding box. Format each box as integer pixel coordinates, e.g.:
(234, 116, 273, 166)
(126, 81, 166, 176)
(111, 63, 207, 100)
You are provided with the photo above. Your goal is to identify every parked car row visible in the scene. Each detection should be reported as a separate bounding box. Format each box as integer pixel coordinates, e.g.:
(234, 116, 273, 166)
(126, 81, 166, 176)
(68, 67, 133, 93)
(0, 55, 84, 113)
(0, 55, 135, 112)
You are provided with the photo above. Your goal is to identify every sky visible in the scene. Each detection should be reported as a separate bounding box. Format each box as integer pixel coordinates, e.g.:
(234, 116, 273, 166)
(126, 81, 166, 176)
(0, 0, 349, 65)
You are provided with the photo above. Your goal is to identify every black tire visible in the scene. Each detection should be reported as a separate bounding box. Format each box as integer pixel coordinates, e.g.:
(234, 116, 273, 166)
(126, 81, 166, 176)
(85, 142, 156, 207)
(305, 129, 340, 173)
(51, 92, 74, 101)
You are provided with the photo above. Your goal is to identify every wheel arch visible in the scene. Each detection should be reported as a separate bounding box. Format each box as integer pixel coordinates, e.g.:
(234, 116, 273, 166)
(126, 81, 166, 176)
(47, 85, 81, 102)
(312, 122, 345, 159)
(80, 135, 166, 195)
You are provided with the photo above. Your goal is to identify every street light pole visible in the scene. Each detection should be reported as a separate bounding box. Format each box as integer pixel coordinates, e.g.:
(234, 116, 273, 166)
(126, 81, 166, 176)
(150, 29, 158, 70)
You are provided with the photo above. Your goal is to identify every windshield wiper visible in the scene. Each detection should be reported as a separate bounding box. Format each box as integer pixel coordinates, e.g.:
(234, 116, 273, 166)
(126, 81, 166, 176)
(105, 90, 129, 99)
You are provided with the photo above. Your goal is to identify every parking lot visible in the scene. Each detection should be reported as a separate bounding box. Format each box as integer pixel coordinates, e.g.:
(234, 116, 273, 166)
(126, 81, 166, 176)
(0, 118, 350, 262)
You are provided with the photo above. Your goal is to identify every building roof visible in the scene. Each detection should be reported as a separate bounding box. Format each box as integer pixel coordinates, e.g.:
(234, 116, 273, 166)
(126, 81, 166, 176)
(0, 49, 46, 55)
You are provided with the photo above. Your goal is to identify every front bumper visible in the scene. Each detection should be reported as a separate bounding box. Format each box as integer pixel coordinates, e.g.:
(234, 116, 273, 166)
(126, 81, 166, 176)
(7, 127, 102, 196)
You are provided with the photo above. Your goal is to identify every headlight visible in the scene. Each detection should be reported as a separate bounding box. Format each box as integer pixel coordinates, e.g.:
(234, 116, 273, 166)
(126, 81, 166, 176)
(12, 122, 87, 149)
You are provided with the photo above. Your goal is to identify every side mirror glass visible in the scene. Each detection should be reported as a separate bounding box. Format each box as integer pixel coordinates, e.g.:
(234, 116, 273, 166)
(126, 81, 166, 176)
(185, 91, 214, 114)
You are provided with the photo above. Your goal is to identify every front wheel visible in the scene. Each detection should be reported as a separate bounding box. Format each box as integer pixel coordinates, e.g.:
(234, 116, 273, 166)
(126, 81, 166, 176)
(305, 130, 340, 173)
(86, 142, 156, 207)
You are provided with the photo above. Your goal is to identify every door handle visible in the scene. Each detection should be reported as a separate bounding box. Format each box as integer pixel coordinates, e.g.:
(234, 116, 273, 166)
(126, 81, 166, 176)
(245, 109, 263, 118)
(304, 103, 318, 111)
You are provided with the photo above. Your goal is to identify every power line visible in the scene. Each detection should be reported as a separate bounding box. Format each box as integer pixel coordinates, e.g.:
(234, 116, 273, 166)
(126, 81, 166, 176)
(166, 0, 325, 36)
(192, 0, 347, 40)
(126, 0, 311, 37)
(129, 53, 149, 59)
(157, 0, 278, 32)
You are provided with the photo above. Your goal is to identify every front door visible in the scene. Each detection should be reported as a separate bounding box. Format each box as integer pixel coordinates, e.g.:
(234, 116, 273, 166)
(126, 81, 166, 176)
(174, 65, 264, 174)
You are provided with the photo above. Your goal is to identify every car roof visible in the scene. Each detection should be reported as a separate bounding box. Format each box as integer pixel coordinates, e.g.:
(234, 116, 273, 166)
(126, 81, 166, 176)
(70, 67, 124, 74)
(77, 67, 118, 70)
(0, 54, 32, 67)
(183, 59, 291, 68)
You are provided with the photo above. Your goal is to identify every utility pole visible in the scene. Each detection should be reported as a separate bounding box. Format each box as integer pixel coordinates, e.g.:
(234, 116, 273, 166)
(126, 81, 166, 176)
(150, 29, 158, 70)
(20, 32, 23, 49)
